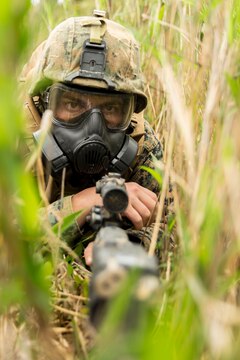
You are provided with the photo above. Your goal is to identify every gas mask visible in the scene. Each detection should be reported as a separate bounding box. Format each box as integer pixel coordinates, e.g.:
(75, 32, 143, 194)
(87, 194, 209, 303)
(33, 83, 138, 175)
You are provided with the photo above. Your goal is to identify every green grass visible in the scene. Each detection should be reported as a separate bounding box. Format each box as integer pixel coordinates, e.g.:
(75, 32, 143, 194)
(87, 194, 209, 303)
(0, 0, 240, 358)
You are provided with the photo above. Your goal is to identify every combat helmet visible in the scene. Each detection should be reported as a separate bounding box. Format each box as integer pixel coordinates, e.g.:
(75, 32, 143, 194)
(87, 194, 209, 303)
(26, 10, 148, 114)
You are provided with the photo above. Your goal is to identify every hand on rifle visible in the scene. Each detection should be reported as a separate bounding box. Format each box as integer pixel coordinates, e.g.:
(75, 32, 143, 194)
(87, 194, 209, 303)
(72, 182, 158, 266)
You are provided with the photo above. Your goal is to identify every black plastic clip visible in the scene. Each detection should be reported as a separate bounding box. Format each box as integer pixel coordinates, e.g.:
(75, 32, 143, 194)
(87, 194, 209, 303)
(80, 39, 106, 73)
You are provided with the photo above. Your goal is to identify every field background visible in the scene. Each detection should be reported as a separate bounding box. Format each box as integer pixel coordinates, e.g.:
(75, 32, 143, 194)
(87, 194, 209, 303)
(0, 0, 240, 359)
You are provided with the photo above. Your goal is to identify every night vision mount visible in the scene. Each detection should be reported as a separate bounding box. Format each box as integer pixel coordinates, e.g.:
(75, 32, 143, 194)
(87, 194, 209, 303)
(65, 39, 116, 90)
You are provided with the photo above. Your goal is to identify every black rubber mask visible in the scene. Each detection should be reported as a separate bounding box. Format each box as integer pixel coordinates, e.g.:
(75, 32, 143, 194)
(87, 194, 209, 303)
(33, 108, 138, 176)
(33, 83, 138, 175)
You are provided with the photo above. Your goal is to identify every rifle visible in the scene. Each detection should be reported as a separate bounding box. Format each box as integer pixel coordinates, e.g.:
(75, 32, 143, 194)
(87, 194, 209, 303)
(87, 173, 159, 328)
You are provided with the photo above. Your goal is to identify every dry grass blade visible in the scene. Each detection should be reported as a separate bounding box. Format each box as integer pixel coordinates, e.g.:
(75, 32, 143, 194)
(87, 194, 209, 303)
(159, 63, 196, 187)
(53, 305, 88, 319)
(73, 317, 89, 360)
(141, 13, 191, 43)
(50, 260, 95, 356)
(194, 8, 229, 200)
(149, 121, 175, 256)
(187, 274, 240, 356)
(55, 291, 89, 302)
(3, 1, 239, 359)
(0, 315, 24, 360)
(25, 109, 53, 173)
(223, 159, 240, 245)
(153, 158, 192, 196)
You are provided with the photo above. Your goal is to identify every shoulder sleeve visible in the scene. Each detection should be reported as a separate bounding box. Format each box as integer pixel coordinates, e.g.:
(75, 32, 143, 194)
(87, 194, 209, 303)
(129, 120, 163, 194)
(127, 120, 175, 258)
(38, 195, 82, 245)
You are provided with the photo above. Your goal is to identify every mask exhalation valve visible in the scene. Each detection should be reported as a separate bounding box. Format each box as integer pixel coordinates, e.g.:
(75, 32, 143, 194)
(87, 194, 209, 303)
(74, 136, 110, 174)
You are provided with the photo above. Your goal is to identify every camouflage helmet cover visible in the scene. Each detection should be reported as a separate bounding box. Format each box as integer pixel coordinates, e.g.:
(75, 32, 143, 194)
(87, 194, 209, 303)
(28, 15, 148, 113)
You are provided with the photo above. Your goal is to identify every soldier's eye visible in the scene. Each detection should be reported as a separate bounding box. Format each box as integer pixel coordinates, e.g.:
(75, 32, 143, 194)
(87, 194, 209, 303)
(102, 103, 121, 114)
(60, 95, 87, 114)
(65, 101, 81, 111)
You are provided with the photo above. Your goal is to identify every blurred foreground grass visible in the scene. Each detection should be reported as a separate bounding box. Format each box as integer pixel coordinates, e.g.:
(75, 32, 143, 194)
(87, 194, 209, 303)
(0, 0, 240, 359)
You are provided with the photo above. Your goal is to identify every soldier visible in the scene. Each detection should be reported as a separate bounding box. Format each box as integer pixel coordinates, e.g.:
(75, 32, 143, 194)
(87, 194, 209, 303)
(20, 11, 167, 266)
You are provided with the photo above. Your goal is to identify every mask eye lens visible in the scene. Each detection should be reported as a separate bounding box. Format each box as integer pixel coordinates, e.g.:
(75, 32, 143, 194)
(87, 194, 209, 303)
(100, 102, 123, 128)
(49, 89, 86, 122)
(48, 83, 134, 129)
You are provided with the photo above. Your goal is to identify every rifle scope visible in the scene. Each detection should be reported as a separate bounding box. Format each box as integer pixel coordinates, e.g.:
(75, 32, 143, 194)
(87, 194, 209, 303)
(96, 173, 128, 214)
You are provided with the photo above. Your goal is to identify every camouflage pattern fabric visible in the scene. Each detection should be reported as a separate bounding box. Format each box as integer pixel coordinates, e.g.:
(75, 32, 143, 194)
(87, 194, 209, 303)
(21, 16, 147, 113)
(39, 119, 174, 259)
(20, 14, 175, 261)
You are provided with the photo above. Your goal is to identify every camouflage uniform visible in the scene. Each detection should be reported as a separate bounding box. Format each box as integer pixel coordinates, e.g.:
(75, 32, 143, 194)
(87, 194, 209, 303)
(21, 14, 173, 258)
(48, 120, 162, 246)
